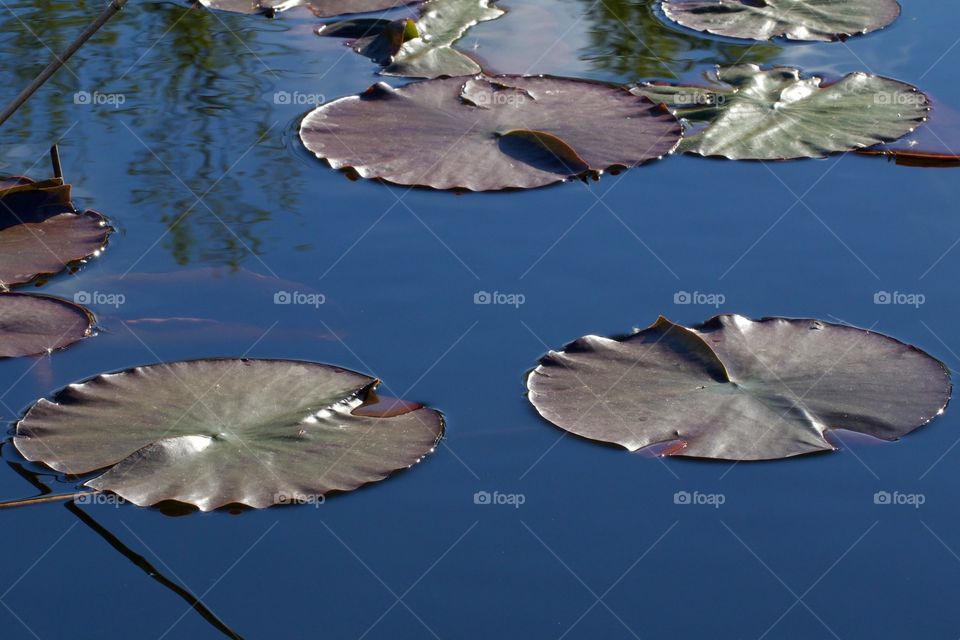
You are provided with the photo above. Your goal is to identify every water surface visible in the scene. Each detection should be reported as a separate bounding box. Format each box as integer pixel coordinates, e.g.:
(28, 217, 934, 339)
(1, 1, 960, 637)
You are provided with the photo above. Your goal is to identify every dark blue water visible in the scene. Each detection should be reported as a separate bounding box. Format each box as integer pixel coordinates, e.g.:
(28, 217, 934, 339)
(1, 0, 959, 637)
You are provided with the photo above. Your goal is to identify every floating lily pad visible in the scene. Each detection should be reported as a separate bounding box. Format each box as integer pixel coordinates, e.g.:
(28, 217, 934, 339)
(321, 0, 504, 78)
(300, 75, 681, 190)
(199, 0, 415, 17)
(0, 177, 112, 288)
(527, 315, 950, 461)
(0, 293, 93, 358)
(14, 359, 444, 511)
(0, 210, 111, 289)
(632, 65, 928, 160)
(661, 0, 901, 42)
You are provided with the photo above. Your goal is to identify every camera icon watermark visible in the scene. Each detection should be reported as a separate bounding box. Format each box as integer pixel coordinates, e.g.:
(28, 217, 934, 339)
(75, 493, 126, 507)
(874, 91, 928, 107)
(473, 290, 526, 308)
(673, 91, 726, 107)
(873, 490, 925, 508)
(473, 490, 526, 508)
(74, 291, 125, 308)
(73, 90, 126, 108)
(274, 492, 325, 507)
(274, 290, 326, 308)
(473, 91, 527, 108)
(873, 291, 925, 308)
(673, 290, 725, 308)
(273, 91, 325, 106)
(673, 490, 725, 508)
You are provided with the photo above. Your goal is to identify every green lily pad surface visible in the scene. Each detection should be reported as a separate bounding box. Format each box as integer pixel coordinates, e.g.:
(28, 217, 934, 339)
(322, 0, 505, 78)
(14, 359, 444, 511)
(632, 65, 928, 159)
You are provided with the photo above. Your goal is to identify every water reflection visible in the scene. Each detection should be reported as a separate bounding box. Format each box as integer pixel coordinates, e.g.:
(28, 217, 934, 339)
(0, 1, 306, 267)
(578, 0, 780, 81)
(475, 0, 780, 83)
(118, 3, 298, 267)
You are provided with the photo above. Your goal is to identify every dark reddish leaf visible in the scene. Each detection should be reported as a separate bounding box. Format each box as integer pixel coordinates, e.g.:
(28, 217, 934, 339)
(527, 315, 950, 461)
(300, 75, 681, 190)
(0, 293, 93, 358)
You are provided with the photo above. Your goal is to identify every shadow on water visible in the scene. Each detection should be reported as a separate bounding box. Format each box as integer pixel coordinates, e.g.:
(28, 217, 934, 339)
(1, 441, 244, 639)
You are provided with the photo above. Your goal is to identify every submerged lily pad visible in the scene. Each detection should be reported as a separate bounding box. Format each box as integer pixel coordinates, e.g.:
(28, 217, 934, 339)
(661, 0, 900, 42)
(14, 359, 443, 511)
(527, 315, 950, 461)
(0, 293, 93, 358)
(300, 75, 681, 190)
(632, 65, 928, 160)
(321, 0, 505, 78)
(0, 210, 111, 289)
(199, 0, 415, 17)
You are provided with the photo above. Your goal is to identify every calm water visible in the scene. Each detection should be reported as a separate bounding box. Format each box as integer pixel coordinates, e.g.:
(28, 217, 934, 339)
(2, 0, 960, 637)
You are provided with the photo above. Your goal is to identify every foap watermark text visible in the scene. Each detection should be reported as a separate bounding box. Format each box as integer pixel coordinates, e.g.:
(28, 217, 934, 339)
(75, 291, 125, 308)
(473, 490, 525, 508)
(674, 290, 725, 308)
(274, 290, 326, 308)
(474, 290, 525, 308)
(674, 490, 725, 508)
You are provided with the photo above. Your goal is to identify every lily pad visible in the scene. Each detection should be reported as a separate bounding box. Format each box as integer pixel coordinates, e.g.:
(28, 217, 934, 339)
(857, 97, 960, 168)
(0, 177, 73, 228)
(0, 293, 93, 358)
(0, 210, 111, 289)
(527, 315, 950, 461)
(198, 0, 416, 17)
(661, 0, 901, 42)
(300, 75, 681, 190)
(322, 0, 505, 78)
(14, 359, 444, 511)
(632, 65, 928, 160)
(321, 18, 420, 66)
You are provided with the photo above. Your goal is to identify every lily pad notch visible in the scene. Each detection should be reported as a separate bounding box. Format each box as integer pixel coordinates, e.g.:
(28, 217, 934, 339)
(527, 315, 951, 461)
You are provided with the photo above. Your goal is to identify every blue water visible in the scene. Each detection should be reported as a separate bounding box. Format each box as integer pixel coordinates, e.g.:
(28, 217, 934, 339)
(1, 0, 960, 637)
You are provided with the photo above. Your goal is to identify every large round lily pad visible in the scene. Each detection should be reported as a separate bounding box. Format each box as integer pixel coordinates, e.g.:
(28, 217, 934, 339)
(0, 210, 111, 289)
(14, 359, 444, 511)
(632, 65, 928, 160)
(661, 0, 901, 42)
(0, 293, 93, 358)
(527, 315, 951, 461)
(300, 75, 681, 190)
